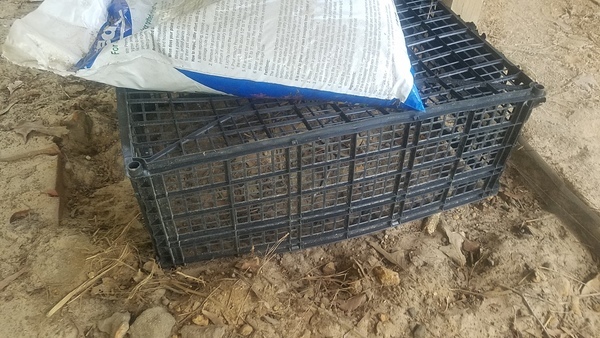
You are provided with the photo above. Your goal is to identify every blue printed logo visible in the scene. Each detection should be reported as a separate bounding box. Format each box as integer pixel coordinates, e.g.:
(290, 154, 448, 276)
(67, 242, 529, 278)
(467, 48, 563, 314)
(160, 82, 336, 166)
(74, 0, 132, 70)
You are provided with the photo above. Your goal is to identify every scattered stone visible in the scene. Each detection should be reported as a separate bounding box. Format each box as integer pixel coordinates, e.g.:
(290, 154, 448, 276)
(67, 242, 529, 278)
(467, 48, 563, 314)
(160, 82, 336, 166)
(179, 325, 227, 338)
(192, 314, 209, 326)
(239, 324, 254, 336)
(337, 294, 367, 312)
(554, 276, 572, 298)
(546, 315, 560, 329)
(161, 297, 170, 306)
(348, 280, 363, 295)
(132, 270, 146, 283)
(378, 313, 389, 322)
(422, 213, 441, 235)
(413, 324, 427, 338)
(142, 260, 160, 274)
(581, 274, 600, 296)
(373, 266, 400, 286)
(262, 315, 279, 326)
(129, 307, 175, 338)
(407, 307, 417, 318)
(97, 312, 130, 338)
(530, 268, 546, 283)
(322, 262, 336, 275)
(147, 288, 166, 304)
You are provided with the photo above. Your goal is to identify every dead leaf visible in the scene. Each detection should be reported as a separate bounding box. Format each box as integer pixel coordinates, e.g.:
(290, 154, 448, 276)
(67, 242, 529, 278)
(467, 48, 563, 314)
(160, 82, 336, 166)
(337, 294, 367, 312)
(7, 80, 24, 95)
(0, 267, 28, 291)
(201, 309, 224, 325)
(43, 189, 59, 197)
(9, 209, 30, 223)
(439, 225, 467, 266)
(368, 241, 406, 269)
(581, 274, 600, 296)
(13, 121, 69, 143)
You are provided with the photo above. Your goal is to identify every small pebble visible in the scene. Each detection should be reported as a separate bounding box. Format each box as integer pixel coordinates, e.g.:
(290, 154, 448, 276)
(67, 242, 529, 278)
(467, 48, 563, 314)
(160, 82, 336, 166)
(407, 307, 417, 318)
(413, 324, 427, 338)
(85, 155, 91, 161)
(239, 324, 253, 336)
(322, 262, 336, 275)
(191, 314, 209, 326)
(373, 266, 400, 286)
(129, 307, 175, 338)
(378, 313, 389, 322)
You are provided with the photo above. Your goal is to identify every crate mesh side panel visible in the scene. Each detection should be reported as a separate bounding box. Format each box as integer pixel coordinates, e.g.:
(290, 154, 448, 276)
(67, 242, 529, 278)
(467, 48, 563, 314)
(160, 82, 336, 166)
(134, 100, 529, 263)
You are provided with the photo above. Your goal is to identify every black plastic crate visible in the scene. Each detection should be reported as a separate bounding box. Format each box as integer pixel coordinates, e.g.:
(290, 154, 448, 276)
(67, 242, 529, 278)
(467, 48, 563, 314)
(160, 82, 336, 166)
(117, 0, 545, 266)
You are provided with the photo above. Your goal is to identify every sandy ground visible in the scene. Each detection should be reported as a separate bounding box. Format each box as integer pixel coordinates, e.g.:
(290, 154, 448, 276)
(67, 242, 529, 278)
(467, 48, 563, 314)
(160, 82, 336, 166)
(480, 0, 600, 211)
(0, 1, 599, 337)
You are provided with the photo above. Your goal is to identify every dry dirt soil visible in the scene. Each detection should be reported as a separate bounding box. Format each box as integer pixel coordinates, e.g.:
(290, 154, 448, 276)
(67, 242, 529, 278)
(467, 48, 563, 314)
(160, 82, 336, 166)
(1, 1, 600, 338)
(480, 0, 600, 211)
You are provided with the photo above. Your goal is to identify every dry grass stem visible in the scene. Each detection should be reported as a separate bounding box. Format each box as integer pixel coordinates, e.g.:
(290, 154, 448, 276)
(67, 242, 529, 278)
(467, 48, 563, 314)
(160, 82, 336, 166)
(47, 246, 130, 317)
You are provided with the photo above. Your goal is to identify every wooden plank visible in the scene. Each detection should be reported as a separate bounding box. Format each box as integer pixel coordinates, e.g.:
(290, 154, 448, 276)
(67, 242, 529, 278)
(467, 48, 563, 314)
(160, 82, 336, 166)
(511, 136, 600, 259)
(441, 0, 484, 24)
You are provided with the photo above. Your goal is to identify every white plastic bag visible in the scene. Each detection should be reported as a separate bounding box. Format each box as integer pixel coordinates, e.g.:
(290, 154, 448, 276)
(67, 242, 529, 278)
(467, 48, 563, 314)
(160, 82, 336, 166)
(2, 0, 424, 110)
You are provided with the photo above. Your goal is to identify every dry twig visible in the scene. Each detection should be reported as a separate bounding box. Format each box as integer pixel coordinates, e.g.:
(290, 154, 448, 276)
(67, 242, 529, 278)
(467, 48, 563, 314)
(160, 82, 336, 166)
(0, 267, 28, 291)
(0, 144, 60, 162)
(0, 100, 19, 116)
(501, 285, 552, 338)
(258, 233, 289, 274)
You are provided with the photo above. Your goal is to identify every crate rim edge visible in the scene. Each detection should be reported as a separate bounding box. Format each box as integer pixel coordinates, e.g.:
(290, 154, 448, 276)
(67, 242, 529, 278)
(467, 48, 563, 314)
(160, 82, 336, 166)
(116, 83, 545, 177)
